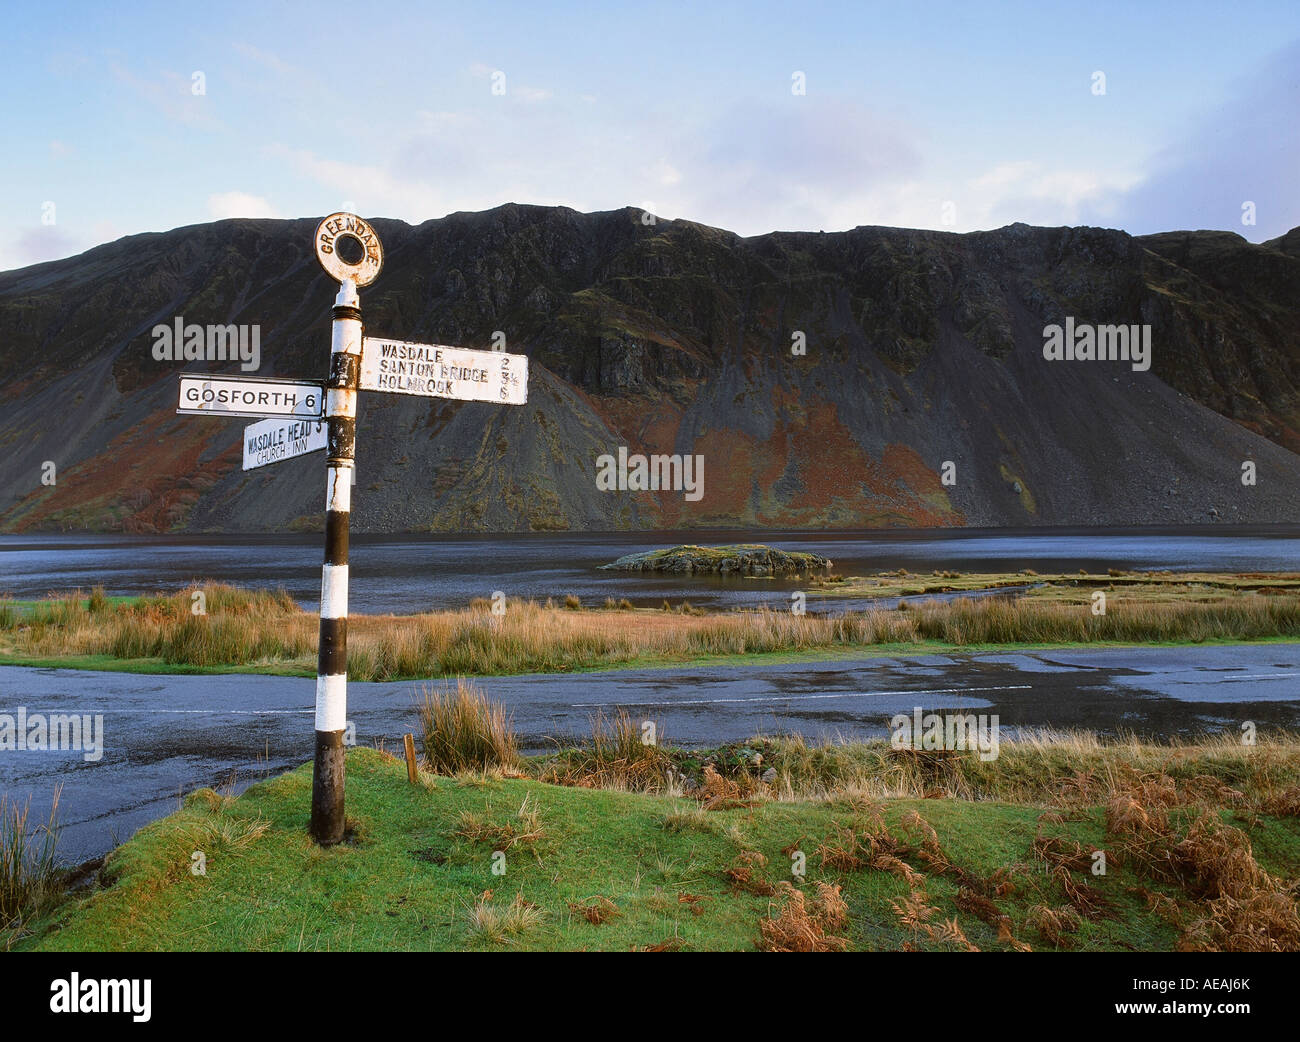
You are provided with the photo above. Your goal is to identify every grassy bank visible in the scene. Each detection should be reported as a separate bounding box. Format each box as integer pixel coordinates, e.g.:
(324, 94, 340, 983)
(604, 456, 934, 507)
(3, 576, 1300, 680)
(10, 724, 1300, 951)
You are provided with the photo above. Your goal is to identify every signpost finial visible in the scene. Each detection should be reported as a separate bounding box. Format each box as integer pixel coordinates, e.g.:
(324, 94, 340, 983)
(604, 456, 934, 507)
(315, 212, 383, 288)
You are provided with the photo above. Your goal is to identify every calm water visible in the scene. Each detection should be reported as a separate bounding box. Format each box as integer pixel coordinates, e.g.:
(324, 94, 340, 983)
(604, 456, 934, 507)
(2, 526, 1299, 615)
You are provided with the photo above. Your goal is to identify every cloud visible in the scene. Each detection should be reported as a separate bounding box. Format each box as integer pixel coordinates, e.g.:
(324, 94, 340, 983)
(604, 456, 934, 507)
(264, 93, 924, 235)
(669, 98, 923, 233)
(207, 192, 279, 219)
(964, 161, 1142, 229)
(8, 227, 83, 269)
(266, 144, 449, 218)
(231, 42, 299, 79)
(1080, 41, 1300, 240)
(110, 62, 223, 130)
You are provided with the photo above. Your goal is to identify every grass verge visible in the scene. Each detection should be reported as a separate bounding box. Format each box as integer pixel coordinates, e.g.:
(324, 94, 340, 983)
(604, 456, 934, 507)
(4, 577, 1300, 680)
(10, 728, 1300, 952)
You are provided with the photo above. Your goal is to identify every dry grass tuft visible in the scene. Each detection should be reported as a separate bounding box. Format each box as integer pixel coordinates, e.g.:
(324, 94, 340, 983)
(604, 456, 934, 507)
(418, 678, 519, 775)
(466, 892, 547, 944)
(954, 886, 1004, 927)
(1182, 891, 1300, 952)
(569, 896, 621, 925)
(635, 936, 686, 952)
(0, 789, 61, 931)
(455, 796, 545, 851)
(1027, 903, 1083, 947)
(1261, 787, 1300, 817)
(538, 709, 670, 792)
(996, 916, 1033, 952)
(725, 851, 777, 896)
(696, 763, 765, 811)
(661, 806, 712, 833)
(1031, 835, 1096, 873)
(757, 881, 850, 952)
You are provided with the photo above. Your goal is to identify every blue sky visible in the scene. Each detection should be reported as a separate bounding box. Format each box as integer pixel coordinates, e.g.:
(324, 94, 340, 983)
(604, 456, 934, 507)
(4, 0, 1298, 270)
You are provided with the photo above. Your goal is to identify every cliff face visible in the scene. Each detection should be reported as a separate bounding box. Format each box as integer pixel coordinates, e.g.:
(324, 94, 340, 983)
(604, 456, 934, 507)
(1, 205, 1298, 533)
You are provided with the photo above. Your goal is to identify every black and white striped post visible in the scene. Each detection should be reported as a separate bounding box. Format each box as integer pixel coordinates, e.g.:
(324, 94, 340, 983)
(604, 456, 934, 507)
(310, 214, 383, 845)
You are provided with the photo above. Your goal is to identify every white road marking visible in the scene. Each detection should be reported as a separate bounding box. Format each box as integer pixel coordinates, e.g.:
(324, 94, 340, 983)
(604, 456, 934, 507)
(575, 683, 1032, 708)
(26, 709, 317, 715)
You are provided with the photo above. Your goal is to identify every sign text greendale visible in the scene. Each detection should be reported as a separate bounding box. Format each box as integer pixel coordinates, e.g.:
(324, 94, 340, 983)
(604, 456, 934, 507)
(359, 337, 528, 405)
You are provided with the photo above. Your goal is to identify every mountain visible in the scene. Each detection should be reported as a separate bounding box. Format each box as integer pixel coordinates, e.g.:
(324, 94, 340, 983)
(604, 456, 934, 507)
(1, 205, 1298, 533)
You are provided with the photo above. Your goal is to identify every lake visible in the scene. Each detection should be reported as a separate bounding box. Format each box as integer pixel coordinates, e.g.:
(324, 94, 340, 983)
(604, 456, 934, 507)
(2, 525, 1299, 615)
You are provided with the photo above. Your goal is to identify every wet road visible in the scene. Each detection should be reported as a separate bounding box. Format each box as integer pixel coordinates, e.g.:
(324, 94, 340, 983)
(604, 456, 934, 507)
(3, 643, 1299, 862)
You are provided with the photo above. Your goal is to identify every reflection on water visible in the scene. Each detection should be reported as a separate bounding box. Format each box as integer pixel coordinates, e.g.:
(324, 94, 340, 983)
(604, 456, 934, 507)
(1, 526, 1298, 616)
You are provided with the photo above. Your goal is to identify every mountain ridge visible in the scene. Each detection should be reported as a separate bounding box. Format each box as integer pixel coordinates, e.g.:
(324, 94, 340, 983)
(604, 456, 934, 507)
(2, 204, 1298, 533)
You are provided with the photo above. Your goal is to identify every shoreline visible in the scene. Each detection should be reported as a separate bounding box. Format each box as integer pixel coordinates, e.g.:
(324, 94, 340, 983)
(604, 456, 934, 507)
(5, 634, 1300, 681)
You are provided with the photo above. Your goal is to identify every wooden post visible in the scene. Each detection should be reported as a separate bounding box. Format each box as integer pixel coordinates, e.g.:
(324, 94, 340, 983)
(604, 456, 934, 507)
(404, 733, 419, 784)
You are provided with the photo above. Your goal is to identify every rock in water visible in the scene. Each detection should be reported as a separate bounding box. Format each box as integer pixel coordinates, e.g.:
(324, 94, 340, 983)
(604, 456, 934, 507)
(600, 543, 832, 576)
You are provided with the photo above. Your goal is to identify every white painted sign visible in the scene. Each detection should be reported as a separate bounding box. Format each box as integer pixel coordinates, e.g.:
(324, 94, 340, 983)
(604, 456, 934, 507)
(315, 213, 383, 287)
(242, 416, 328, 471)
(359, 338, 528, 405)
(177, 374, 325, 419)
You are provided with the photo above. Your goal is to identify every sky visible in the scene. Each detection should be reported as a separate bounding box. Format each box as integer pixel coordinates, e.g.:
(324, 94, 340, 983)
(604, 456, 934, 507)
(4, 0, 1299, 271)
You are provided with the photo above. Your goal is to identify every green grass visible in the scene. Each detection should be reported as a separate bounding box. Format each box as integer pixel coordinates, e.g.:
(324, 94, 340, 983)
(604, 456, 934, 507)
(0, 653, 314, 677)
(0, 594, 142, 617)
(14, 746, 1299, 952)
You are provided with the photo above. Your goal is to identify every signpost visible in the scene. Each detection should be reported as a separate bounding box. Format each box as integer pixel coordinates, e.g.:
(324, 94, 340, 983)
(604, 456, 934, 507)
(174, 211, 530, 845)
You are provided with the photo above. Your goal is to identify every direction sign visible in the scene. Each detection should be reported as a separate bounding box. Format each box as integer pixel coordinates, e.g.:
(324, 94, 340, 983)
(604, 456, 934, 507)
(359, 337, 528, 405)
(242, 416, 328, 471)
(177, 374, 325, 420)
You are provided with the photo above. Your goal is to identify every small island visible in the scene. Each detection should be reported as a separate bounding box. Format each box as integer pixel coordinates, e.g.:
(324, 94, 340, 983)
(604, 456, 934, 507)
(600, 543, 833, 577)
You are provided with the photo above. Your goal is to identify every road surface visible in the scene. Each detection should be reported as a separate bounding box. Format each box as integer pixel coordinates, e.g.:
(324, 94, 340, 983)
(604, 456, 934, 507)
(2, 643, 1299, 862)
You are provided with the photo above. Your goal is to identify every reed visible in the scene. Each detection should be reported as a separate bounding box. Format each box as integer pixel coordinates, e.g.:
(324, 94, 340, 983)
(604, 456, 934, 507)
(418, 678, 520, 774)
(5, 583, 1300, 680)
(0, 789, 61, 932)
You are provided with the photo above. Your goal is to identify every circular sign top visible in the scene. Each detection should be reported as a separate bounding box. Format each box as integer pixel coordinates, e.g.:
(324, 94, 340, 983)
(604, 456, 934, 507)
(314, 213, 384, 287)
